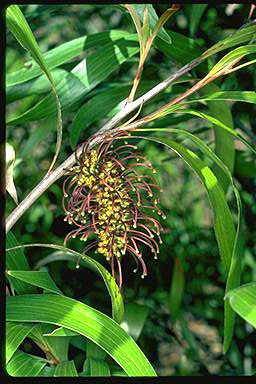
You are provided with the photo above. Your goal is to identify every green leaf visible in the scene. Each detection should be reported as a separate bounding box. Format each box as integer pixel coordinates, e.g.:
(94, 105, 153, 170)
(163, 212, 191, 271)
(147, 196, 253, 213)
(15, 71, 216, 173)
(6, 295, 157, 377)
(6, 322, 37, 364)
(6, 143, 18, 204)
(134, 134, 236, 274)
(171, 109, 256, 155)
(20, 117, 55, 158)
(6, 30, 136, 86)
(38, 366, 56, 377)
(6, 271, 63, 295)
(6, 4, 62, 172)
(202, 23, 256, 58)
(189, 4, 208, 37)
(84, 339, 110, 376)
(6, 232, 37, 294)
(7, 68, 68, 103)
(154, 30, 203, 65)
(70, 80, 160, 149)
(43, 327, 79, 337)
(71, 84, 132, 149)
(86, 358, 111, 376)
(120, 303, 149, 341)
(86, 339, 106, 360)
(134, 5, 172, 44)
(7, 34, 139, 125)
(206, 44, 256, 77)
(199, 84, 235, 193)
(188, 90, 256, 104)
(6, 349, 47, 377)
(54, 361, 78, 377)
(28, 323, 70, 363)
(169, 258, 184, 324)
(225, 283, 256, 328)
(234, 150, 256, 178)
(6, 243, 124, 324)
(224, 192, 243, 352)
(70, 76, 194, 149)
(135, 129, 243, 351)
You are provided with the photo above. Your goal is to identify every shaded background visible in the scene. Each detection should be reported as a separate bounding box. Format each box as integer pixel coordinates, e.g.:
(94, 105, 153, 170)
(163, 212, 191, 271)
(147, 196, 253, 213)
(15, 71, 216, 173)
(6, 4, 256, 375)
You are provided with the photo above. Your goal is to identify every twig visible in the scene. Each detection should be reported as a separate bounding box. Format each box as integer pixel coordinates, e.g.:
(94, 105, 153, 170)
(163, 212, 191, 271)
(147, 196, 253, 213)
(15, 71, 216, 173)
(6, 54, 205, 234)
(100, 56, 203, 133)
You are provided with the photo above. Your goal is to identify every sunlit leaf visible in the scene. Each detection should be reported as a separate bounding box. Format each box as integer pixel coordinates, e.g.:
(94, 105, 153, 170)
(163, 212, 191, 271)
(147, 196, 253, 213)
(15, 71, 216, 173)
(6, 349, 47, 377)
(199, 84, 235, 193)
(120, 303, 149, 341)
(6, 294, 157, 376)
(6, 143, 18, 204)
(7, 34, 139, 125)
(202, 23, 256, 58)
(6, 4, 62, 172)
(6, 270, 63, 295)
(6, 243, 124, 324)
(225, 283, 256, 328)
(6, 322, 37, 364)
(6, 232, 37, 294)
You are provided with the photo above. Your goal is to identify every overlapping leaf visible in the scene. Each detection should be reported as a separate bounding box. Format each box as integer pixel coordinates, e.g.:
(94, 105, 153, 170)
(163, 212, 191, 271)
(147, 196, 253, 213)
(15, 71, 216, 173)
(7, 34, 139, 125)
(6, 243, 124, 324)
(6, 4, 62, 171)
(6, 294, 157, 376)
(225, 283, 256, 328)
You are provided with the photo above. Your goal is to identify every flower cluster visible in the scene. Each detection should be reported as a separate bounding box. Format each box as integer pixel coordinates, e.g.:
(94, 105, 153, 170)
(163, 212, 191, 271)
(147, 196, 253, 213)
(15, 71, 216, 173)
(63, 132, 165, 287)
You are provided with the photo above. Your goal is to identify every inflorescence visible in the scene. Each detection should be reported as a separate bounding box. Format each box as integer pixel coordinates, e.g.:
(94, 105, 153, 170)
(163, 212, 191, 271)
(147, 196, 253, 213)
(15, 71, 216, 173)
(63, 131, 165, 287)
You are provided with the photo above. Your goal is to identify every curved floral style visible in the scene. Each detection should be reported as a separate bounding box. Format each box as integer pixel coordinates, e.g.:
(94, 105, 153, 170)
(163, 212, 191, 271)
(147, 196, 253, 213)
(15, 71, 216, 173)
(63, 132, 165, 287)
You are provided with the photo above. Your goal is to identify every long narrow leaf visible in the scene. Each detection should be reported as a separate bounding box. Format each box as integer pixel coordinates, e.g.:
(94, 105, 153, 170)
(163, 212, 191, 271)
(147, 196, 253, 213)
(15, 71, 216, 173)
(133, 134, 236, 274)
(7, 35, 139, 125)
(202, 23, 256, 58)
(171, 109, 256, 154)
(225, 283, 256, 328)
(6, 243, 124, 324)
(6, 322, 37, 364)
(6, 232, 37, 294)
(134, 130, 243, 351)
(6, 271, 63, 295)
(6, 30, 135, 87)
(6, 349, 47, 377)
(6, 294, 157, 376)
(206, 44, 256, 77)
(199, 84, 235, 193)
(6, 5, 62, 172)
(189, 4, 208, 37)
(54, 361, 78, 377)
(224, 192, 243, 352)
(186, 90, 256, 104)
(27, 323, 70, 363)
(134, 4, 172, 44)
(7, 68, 68, 103)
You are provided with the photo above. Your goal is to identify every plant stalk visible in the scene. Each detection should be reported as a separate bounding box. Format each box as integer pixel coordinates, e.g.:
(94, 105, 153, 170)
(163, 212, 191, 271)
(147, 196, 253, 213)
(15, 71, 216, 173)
(6, 53, 206, 233)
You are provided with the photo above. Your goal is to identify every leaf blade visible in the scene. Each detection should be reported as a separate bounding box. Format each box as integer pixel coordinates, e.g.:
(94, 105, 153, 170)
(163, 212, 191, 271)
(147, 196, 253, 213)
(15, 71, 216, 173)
(6, 4, 62, 172)
(6, 294, 157, 376)
(225, 283, 256, 328)
(6, 322, 37, 364)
